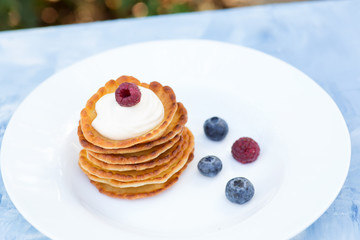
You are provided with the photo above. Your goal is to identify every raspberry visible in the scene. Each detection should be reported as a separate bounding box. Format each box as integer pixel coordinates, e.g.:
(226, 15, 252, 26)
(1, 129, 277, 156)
(115, 82, 141, 107)
(231, 137, 260, 164)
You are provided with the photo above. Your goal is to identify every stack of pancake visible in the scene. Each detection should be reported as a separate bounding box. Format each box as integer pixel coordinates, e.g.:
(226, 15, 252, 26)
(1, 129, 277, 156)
(77, 76, 194, 199)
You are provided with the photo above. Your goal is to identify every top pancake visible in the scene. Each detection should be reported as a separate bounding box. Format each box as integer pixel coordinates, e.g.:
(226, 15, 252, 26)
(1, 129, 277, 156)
(80, 75, 177, 149)
(78, 102, 188, 154)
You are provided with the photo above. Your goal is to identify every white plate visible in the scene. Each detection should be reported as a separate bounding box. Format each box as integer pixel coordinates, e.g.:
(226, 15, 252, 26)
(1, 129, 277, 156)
(0, 40, 351, 240)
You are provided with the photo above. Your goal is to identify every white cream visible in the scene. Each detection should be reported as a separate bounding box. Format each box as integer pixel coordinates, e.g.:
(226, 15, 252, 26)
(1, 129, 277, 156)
(92, 86, 164, 140)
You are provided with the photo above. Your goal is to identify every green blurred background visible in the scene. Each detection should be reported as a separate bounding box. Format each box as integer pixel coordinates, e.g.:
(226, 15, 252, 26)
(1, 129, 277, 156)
(0, 0, 300, 31)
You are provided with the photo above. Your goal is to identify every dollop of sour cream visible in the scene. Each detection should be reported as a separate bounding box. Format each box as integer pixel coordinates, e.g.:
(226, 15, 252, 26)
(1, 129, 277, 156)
(91, 86, 164, 140)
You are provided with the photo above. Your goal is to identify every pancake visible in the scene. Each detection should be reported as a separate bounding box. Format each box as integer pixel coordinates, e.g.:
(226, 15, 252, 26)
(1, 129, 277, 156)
(80, 76, 177, 149)
(86, 129, 185, 165)
(86, 141, 181, 171)
(81, 131, 194, 187)
(87, 133, 181, 164)
(79, 128, 193, 182)
(78, 102, 187, 154)
(89, 153, 194, 200)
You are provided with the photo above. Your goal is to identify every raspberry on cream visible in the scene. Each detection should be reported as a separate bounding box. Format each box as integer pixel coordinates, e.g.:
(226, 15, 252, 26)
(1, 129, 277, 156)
(91, 86, 164, 140)
(115, 82, 141, 107)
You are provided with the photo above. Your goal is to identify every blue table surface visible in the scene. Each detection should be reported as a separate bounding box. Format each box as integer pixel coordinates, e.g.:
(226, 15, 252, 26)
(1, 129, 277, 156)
(1, 0, 360, 239)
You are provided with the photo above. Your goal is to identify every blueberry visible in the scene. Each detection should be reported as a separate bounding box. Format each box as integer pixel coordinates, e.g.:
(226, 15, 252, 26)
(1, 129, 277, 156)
(225, 177, 254, 204)
(197, 155, 223, 177)
(203, 117, 228, 141)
